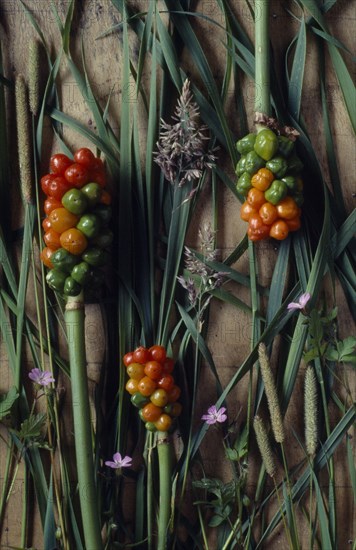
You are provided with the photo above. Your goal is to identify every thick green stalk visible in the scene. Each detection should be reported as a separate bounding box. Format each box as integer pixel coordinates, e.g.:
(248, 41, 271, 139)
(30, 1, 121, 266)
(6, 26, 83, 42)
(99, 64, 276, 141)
(65, 294, 102, 550)
(146, 432, 154, 550)
(157, 432, 172, 550)
(255, 0, 271, 116)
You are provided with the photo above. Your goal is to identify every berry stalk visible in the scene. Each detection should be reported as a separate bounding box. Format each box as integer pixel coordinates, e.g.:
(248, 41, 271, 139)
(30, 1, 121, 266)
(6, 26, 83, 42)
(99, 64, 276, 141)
(65, 294, 102, 549)
(255, 0, 271, 118)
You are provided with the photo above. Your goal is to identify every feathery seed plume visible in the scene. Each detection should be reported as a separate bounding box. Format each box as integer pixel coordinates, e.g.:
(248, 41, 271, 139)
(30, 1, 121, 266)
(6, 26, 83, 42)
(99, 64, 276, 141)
(154, 79, 216, 187)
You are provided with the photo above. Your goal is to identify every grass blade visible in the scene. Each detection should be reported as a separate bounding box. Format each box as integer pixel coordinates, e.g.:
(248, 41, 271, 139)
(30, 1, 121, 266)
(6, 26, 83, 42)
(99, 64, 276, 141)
(287, 16, 306, 121)
(299, 0, 356, 132)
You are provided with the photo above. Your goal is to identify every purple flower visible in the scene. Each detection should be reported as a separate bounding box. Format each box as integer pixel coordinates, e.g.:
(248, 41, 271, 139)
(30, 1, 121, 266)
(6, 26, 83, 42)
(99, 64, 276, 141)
(105, 452, 132, 469)
(28, 368, 55, 386)
(287, 292, 311, 312)
(202, 405, 227, 425)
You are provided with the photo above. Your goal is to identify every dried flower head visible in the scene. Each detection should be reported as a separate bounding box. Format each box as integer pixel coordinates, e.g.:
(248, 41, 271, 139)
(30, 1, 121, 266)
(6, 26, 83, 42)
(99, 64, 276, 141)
(154, 79, 216, 187)
(178, 223, 226, 307)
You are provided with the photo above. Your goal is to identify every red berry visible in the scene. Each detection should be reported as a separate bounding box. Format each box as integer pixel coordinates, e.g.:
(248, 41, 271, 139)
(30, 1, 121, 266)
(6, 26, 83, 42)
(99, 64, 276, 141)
(74, 147, 96, 168)
(50, 153, 73, 175)
(64, 163, 89, 188)
(123, 352, 134, 367)
(133, 346, 150, 364)
(148, 345, 166, 364)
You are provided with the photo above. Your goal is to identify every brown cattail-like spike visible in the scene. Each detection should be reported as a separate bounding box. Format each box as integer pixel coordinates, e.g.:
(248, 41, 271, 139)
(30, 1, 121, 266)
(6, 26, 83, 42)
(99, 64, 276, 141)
(28, 39, 40, 116)
(258, 343, 285, 443)
(15, 75, 33, 204)
(304, 366, 318, 457)
(253, 416, 276, 477)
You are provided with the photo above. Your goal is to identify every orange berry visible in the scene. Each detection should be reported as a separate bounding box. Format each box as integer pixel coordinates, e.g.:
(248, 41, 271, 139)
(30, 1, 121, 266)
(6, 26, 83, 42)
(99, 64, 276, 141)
(247, 187, 266, 210)
(240, 201, 257, 222)
(270, 219, 290, 240)
(154, 414, 172, 432)
(40, 247, 54, 269)
(286, 215, 301, 232)
(125, 378, 140, 395)
(141, 403, 162, 422)
(251, 168, 274, 191)
(60, 228, 88, 255)
(259, 202, 278, 225)
(137, 376, 157, 396)
(276, 196, 299, 220)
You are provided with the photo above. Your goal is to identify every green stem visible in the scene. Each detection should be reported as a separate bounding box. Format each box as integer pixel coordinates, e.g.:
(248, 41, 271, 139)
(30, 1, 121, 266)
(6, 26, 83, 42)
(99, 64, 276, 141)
(196, 503, 210, 550)
(308, 461, 313, 549)
(273, 477, 294, 550)
(0, 437, 15, 526)
(157, 432, 172, 550)
(281, 443, 300, 548)
(21, 464, 28, 548)
(146, 432, 154, 550)
(65, 294, 102, 550)
(255, 0, 271, 116)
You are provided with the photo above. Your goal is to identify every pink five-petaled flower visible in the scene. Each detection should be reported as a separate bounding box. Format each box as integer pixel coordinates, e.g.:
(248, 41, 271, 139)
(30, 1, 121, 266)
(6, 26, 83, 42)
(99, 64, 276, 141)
(28, 368, 55, 386)
(105, 452, 132, 470)
(202, 405, 227, 425)
(287, 292, 311, 313)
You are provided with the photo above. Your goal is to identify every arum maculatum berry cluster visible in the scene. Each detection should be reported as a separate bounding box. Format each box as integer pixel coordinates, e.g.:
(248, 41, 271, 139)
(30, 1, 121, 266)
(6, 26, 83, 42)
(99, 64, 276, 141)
(40, 148, 112, 297)
(123, 345, 182, 433)
(236, 127, 304, 241)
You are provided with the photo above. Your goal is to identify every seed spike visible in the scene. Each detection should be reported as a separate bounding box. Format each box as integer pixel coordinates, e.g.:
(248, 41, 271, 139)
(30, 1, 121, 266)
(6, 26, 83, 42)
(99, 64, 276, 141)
(258, 343, 285, 443)
(253, 416, 276, 478)
(15, 75, 33, 204)
(304, 366, 318, 457)
(29, 39, 40, 116)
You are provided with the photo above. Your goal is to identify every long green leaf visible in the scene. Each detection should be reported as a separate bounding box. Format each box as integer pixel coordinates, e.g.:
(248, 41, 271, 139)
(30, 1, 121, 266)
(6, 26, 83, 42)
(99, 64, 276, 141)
(287, 16, 306, 121)
(164, 0, 235, 159)
(299, 0, 356, 132)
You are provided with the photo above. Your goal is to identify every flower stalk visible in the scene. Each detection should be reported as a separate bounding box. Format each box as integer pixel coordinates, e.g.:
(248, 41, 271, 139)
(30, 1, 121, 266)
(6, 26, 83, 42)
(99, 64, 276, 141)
(157, 432, 172, 550)
(65, 294, 102, 549)
(255, 0, 271, 118)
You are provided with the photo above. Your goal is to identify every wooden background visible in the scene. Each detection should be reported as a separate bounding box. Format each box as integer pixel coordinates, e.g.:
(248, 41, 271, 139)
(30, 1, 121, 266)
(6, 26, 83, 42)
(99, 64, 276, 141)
(0, 0, 355, 547)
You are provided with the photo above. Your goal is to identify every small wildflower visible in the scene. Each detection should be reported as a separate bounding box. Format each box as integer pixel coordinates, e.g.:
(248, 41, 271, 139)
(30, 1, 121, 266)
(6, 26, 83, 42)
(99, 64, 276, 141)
(202, 405, 227, 425)
(287, 292, 311, 313)
(28, 368, 55, 386)
(105, 452, 132, 469)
